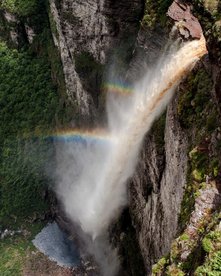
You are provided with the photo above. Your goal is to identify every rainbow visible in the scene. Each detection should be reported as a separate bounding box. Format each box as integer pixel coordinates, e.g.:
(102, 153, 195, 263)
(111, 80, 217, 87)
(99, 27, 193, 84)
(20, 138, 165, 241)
(40, 128, 112, 144)
(102, 82, 133, 96)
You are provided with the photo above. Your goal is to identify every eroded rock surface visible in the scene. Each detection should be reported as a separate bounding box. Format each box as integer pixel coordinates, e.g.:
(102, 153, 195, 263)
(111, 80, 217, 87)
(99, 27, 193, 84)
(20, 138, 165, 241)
(130, 93, 189, 273)
(49, 0, 143, 116)
(167, 0, 203, 39)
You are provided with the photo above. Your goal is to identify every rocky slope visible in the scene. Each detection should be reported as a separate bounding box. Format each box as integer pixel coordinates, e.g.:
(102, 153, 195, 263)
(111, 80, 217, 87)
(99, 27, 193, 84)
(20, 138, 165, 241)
(0, 0, 221, 275)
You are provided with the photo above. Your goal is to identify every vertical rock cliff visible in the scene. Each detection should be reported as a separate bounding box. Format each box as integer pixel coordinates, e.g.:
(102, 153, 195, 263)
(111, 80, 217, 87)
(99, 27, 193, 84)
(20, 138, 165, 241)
(49, 0, 144, 118)
(0, 0, 220, 275)
(125, 2, 221, 275)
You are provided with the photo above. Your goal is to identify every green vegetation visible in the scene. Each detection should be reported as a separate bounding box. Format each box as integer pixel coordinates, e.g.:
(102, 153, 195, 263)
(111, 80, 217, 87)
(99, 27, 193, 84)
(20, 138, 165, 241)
(202, 237, 214, 253)
(189, 147, 208, 181)
(0, 138, 53, 221)
(0, 42, 58, 137)
(152, 47, 221, 275)
(179, 233, 190, 241)
(177, 62, 221, 230)
(0, 221, 44, 276)
(152, 257, 186, 276)
(0, 0, 38, 16)
(152, 113, 166, 149)
(193, 0, 221, 20)
(177, 68, 213, 130)
(166, 265, 185, 276)
(0, 0, 71, 226)
(195, 251, 221, 275)
(152, 257, 168, 275)
(195, 229, 221, 275)
(0, 4, 76, 274)
(141, 0, 173, 29)
(178, 144, 220, 231)
(178, 171, 199, 230)
(0, 41, 59, 225)
(192, 0, 221, 46)
(152, 214, 221, 275)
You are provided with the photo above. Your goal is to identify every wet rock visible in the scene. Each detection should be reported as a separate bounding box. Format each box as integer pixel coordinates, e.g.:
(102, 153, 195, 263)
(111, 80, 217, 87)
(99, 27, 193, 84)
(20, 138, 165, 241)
(32, 222, 80, 268)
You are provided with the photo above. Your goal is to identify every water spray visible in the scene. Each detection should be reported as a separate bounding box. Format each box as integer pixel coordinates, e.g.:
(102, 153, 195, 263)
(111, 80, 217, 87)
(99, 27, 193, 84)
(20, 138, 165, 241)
(54, 2, 207, 274)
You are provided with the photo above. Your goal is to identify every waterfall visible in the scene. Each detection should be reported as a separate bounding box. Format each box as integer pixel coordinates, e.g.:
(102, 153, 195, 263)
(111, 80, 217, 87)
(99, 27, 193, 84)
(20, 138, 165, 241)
(55, 36, 207, 275)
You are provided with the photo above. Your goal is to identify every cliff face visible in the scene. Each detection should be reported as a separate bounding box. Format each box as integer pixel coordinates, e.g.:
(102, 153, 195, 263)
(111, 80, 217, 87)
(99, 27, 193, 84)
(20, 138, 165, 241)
(49, 1, 221, 274)
(47, 1, 188, 273)
(49, 0, 144, 117)
(129, 94, 189, 273)
(127, 2, 221, 275)
(0, 0, 221, 275)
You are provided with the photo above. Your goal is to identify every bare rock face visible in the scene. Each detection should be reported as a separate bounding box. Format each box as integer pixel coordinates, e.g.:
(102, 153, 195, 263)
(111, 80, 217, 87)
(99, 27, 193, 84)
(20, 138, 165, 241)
(49, 0, 93, 116)
(2, 11, 19, 44)
(167, 0, 203, 39)
(0, 10, 37, 47)
(130, 93, 188, 274)
(49, 0, 143, 116)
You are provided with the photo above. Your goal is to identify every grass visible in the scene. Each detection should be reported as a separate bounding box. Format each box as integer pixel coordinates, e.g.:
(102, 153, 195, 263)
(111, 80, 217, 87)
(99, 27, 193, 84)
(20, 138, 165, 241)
(0, 221, 45, 276)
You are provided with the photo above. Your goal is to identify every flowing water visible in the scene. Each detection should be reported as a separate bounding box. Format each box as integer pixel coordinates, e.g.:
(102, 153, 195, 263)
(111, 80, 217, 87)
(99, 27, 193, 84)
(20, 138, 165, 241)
(55, 36, 207, 274)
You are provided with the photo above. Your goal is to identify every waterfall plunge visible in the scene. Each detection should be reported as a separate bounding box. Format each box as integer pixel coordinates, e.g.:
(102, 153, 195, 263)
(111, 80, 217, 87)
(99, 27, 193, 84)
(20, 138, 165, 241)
(55, 36, 207, 275)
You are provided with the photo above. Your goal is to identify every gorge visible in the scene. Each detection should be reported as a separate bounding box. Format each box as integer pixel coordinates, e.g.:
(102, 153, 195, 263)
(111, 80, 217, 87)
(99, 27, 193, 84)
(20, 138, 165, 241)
(0, 1, 221, 275)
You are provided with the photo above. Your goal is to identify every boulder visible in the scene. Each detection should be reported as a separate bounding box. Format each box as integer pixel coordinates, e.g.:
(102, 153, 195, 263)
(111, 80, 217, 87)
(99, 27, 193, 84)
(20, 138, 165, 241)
(167, 0, 203, 39)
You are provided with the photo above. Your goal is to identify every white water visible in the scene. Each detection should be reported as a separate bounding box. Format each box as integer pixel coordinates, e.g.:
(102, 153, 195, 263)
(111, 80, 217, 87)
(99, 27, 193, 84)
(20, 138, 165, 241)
(55, 36, 207, 274)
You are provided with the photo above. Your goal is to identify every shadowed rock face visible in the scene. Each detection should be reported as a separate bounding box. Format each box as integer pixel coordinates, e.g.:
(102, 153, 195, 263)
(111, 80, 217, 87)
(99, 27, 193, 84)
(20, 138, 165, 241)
(167, 0, 203, 39)
(49, 0, 144, 116)
(49, 1, 209, 274)
(129, 94, 189, 274)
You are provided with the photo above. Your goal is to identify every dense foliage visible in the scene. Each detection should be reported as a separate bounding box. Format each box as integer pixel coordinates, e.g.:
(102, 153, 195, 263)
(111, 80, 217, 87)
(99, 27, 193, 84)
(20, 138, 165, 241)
(141, 0, 173, 29)
(0, 43, 58, 137)
(0, 0, 38, 16)
(0, 42, 59, 224)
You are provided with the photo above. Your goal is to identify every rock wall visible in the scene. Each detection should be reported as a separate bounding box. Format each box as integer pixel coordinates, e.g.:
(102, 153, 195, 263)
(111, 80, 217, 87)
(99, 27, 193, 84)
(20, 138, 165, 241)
(1, 0, 220, 275)
(113, 1, 221, 274)
(130, 94, 189, 273)
(48, 1, 193, 273)
(49, 0, 143, 117)
(38, 0, 221, 274)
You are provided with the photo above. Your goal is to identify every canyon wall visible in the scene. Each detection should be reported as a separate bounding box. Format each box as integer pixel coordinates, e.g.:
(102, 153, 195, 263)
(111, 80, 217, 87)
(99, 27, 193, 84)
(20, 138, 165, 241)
(0, 0, 220, 275)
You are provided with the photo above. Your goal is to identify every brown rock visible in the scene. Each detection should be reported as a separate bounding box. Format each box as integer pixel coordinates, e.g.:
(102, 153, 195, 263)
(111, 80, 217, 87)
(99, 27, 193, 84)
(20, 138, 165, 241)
(167, 0, 203, 39)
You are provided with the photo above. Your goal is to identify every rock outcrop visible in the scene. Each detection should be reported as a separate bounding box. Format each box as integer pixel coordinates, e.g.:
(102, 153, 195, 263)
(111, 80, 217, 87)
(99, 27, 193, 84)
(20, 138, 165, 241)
(167, 0, 203, 39)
